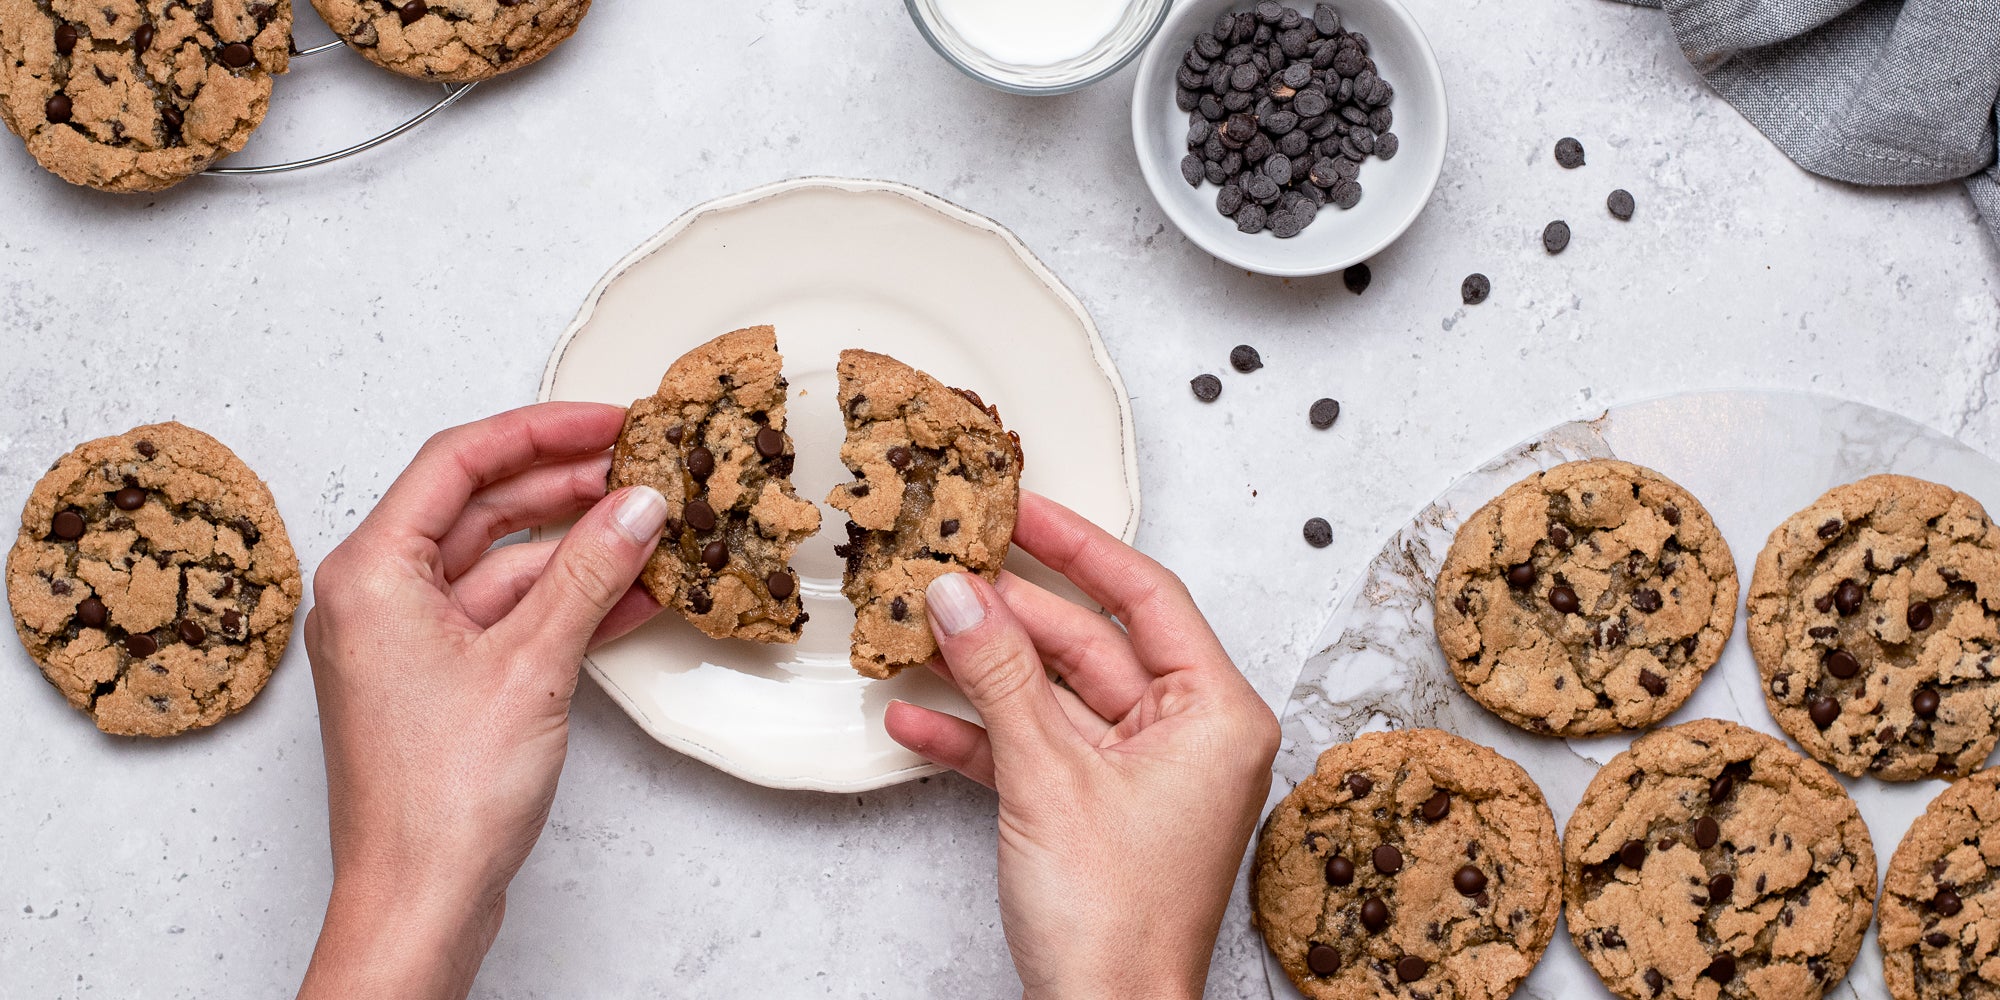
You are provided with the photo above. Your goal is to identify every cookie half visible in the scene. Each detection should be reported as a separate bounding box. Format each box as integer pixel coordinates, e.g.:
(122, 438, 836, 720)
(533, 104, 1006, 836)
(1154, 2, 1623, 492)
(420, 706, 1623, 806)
(0, 0, 290, 192)
(6, 423, 302, 736)
(1563, 719, 1876, 1000)
(1879, 765, 2000, 1000)
(828, 350, 1020, 679)
(309, 0, 591, 82)
(607, 326, 821, 643)
(1434, 459, 1739, 736)
(1748, 475, 2000, 781)
(1252, 729, 1563, 1000)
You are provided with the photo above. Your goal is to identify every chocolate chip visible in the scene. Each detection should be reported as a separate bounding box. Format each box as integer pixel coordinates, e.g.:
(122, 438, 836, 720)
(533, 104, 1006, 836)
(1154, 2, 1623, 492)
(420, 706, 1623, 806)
(1632, 589, 1662, 613)
(684, 499, 717, 532)
(1643, 969, 1664, 995)
(1704, 952, 1736, 983)
(688, 588, 713, 615)
(1454, 866, 1487, 896)
(1619, 839, 1647, 869)
(1360, 897, 1389, 932)
(126, 633, 158, 658)
(220, 609, 242, 634)
(1549, 524, 1572, 548)
(1908, 601, 1934, 631)
(1191, 374, 1222, 402)
(1833, 579, 1863, 615)
(1809, 696, 1840, 728)
(45, 94, 72, 124)
(1709, 773, 1734, 803)
(55, 23, 78, 55)
(1814, 593, 1834, 613)
(755, 427, 785, 458)
(76, 596, 108, 629)
(49, 579, 71, 596)
(665, 425, 685, 445)
(1461, 273, 1490, 305)
(848, 483, 870, 498)
(1506, 563, 1536, 590)
(219, 42, 254, 68)
(1638, 669, 1666, 696)
(1304, 518, 1333, 548)
(51, 510, 85, 540)
(1913, 687, 1941, 719)
(1309, 398, 1340, 429)
(113, 486, 147, 511)
(940, 519, 960, 537)
(1422, 790, 1450, 822)
(890, 596, 908, 621)
(766, 572, 795, 600)
(1554, 137, 1586, 168)
(1326, 855, 1354, 885)
(1824, 648, 1860, 679)
(1608, 189, 1635, 221)
(1343, 263, 1372, 295)
(1817, 518, 1842, 538)
(686, 446, 715, 480)
(701, 540, 728, 571)
(1935, 888, 1963, 916)
(1230, 344, 1264, 373)
(1708, 873, 1734, 904)
(1548, 585, 1579, 614)
(1926, 932, 1950, 947)
(1372, 844, 1403, 874)
(1542, 221, 1571, 254)
(133, 24, 153, 50)
(1395, 956, 1428, 982)
(399, 0, 427, 25)
(1347, 773, 1373, 797)
(1694, 816, 1720, 849)
(1306, 943, 1340, 976)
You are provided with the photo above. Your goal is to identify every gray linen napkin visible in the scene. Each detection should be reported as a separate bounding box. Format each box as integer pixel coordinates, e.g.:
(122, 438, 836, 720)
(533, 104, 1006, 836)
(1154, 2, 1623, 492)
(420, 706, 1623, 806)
(1617, 0, 2000, 246)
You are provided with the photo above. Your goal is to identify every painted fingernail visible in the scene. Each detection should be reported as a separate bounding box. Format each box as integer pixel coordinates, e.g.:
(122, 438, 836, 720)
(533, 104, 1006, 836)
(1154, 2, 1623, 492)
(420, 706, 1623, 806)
(612, 486, 668, 543)
(926, 572, 984, 637)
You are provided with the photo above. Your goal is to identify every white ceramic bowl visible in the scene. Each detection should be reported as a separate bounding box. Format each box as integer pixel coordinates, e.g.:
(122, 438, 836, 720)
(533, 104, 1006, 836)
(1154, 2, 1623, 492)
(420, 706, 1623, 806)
(1131, 0, 1447, 277)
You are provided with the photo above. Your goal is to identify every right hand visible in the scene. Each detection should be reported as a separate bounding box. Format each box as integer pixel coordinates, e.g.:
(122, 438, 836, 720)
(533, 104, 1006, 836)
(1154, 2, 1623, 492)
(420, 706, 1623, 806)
(885, 493, 1280, 1000)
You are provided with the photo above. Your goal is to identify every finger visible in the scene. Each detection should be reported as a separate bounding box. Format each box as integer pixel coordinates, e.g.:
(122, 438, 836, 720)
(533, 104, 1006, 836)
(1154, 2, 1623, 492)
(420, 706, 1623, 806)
(496, 485, 668, 669)
(448, 539, 663, 646)
(885, 700, 995, 788)
(1010, 491, 1231, 673)
(1051, 683, 1115, 744)
(994, 572, 1150, 721)
(925, 571, 1083, 767)
(435, 452, 613, 580)
(365, 402, 628, 542)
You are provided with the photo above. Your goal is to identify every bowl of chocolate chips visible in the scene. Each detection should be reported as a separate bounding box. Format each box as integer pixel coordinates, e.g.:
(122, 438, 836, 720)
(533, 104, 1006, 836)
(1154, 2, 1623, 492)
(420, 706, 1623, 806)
(1132, 0, 1445, 277)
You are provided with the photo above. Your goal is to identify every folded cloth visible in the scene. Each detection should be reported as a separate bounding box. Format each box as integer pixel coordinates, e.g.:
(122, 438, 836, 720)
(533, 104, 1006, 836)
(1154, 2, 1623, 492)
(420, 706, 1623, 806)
(1616, 0, 2000, 246)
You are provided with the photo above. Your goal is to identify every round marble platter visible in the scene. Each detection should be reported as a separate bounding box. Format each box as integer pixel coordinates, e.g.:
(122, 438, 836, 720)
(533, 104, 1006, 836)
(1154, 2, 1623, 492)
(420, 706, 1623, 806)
(1261, 389, 2000, 1000)
(538, 177, 1140, 793)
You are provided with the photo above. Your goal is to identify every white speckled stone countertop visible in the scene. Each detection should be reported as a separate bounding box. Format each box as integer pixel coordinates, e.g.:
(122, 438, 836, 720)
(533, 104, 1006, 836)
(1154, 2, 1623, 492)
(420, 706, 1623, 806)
(2, 1, 1996, 997)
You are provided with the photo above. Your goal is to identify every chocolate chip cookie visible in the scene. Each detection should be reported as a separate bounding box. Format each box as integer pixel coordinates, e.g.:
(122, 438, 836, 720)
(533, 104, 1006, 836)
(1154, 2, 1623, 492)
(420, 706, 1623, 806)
(1252, 729, 1563, 1000)
(828, 350, 1020, 679)
(1748, 475, 2000, 781)
(1434, 459, 1739, 736)
(6, 423, 302, 736)
(0, 0, 290, 191)
(1879, 765, 2000, 1000)
(309, 0, 591, 82)
(1563, 719, 1877, 1000)
(608, 326, 820, 644)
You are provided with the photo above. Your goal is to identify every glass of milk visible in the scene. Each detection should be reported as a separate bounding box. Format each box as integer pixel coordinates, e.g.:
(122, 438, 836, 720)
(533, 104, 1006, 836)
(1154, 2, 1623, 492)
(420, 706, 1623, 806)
(906, 0, 1172, 94)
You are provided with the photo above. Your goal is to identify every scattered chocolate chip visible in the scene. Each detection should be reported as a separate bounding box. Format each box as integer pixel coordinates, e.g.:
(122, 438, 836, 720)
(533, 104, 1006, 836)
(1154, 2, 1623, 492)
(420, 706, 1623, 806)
(1307, 943, 1341, 976)
(126, 633, 158, 658)
(1935, 888, 1963, 916)
(1607, 188, 1635, 220)
(937, 519, 960, 539)
(1373, 844, 1403, 875)
(1548, 585, 1579, 614)
(1643, 969, 1665, 995)
(55, 23, 78, 55)
(1638, 669, 1666, 696)
(1506, 562, 1536, 589)
(1809, 696, 1840, 729)
(1694, 816, 1720, 849)
(1814, 593, 1834, 613)
(1834, 579, 1864, 615)
(51, 510, 85, 540)
(1926, 932, 1950, 947)
(1542, 220, 1571, 254)
(1347, 773, 1373, 797)
(133, 24, 153, 50)
(887, 446, 912, 471)
(1704, 952, 1736, 984)
(1422, 790, 1450, 822)
(1309, 398, 1340, 429)
(686, 446, 715, 480)
(1817, 518, 1842, 539)
(1396, 956, 1429, 982)
(1708, 873, 1733, 904)
(1908, 601, 1934, 631)
(399, 0, 427, 25)
(755, 427, 785, 458)
(1326, 855, 1355, 885)
(1619, 839, 1647, 869)
(219, 42, 254, 68)
(1454, 866, 1487, 896)
(1460, 273, 1490, 305)
(1709, 773, 1734, 803)
(890, 596, 909, 621)
(1230, 344, 1264, 373)
(76, 596, 108, 628)
(1824, 648, 1861, 679)
(1343, 263, 1372, 294)
(1913, 687, 1941, 719)
(665, 425, 685, 445)
(1304, 517, 1333, 548)
(113, 486, 147, 511)
(684, 499, 717, 532)
(220, 609, 242, 634)
(688, 588, 713, 614)
(1554, 137, 1586, 168)
(1632, 588, 1662, 613)
(766, 572, 795, 600)
(701, 540, 729, 571)
(1549, 524, 1572, 548)
(45, 94, 73, 124)
(1360, 897, 1390, 932)
(1191, 374, 1223, 402)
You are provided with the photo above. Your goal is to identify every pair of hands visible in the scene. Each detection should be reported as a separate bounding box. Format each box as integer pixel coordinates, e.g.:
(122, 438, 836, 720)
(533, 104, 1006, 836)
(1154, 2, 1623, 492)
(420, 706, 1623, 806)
(297, 403, 1278, 1000)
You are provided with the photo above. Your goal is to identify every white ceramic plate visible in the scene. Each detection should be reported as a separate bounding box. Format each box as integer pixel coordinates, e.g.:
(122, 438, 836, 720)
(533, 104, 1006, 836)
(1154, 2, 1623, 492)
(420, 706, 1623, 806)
(1260, 389, 2000, 998)
(1132, 0, 1447, 277)
(538, 177, 1141, 793)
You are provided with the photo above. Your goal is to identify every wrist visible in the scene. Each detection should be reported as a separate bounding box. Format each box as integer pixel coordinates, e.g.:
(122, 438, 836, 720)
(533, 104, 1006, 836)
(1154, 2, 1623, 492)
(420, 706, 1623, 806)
(1023, 966, 1203, 1000)
(297, 871, 502, 1000)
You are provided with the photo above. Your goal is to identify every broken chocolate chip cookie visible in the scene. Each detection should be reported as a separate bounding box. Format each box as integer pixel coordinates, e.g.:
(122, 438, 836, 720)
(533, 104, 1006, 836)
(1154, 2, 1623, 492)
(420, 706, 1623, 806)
(608, 326, 820, 643)
(1879, 764, 2000, 1000)
(828, 350, 1020, 679)
(6, 422, 302, 736)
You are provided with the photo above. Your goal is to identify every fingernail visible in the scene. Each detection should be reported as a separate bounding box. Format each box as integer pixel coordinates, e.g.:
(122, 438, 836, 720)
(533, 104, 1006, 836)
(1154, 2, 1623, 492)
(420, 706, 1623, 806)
(612, 486, 668, 543)
(926, 572, 984, 637)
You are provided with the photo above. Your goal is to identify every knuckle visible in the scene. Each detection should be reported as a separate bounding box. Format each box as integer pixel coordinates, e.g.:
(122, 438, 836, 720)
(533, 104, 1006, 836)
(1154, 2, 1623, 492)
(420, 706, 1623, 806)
(956, 644, 1044, 709)
(552, 541, 625, 607)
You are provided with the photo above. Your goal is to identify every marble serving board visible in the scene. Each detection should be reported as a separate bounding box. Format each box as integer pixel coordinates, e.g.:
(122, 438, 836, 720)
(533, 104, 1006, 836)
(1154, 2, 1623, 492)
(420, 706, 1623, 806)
(1261, 389, 2000, 1000)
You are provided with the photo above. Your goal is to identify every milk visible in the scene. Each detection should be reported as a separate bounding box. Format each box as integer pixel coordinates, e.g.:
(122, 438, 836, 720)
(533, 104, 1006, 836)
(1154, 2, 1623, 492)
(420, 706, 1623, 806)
(932, 0, 1133, 66)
